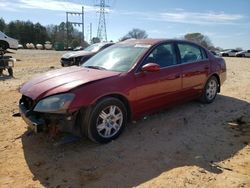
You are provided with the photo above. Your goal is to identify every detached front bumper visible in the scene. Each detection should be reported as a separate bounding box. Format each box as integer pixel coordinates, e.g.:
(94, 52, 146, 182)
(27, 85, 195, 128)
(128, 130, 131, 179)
(19, 102, 45, 133)
(19, 99, 80, 135)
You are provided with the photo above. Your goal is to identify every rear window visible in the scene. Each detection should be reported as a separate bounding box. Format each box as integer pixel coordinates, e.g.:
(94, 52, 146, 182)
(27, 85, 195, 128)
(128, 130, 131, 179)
(178, 43, 206, 63)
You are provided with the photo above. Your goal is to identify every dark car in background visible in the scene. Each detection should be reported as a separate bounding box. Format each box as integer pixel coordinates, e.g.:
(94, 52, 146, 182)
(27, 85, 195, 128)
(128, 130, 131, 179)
(60, 42, 114, 67)
(19, 39, 226, 143)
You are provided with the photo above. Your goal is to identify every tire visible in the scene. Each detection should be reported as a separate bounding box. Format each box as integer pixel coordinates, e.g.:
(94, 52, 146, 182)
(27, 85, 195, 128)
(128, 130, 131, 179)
(8, 67, 13, 77)
(200, 76, 219, 104)
(81, 97, 127, 143)
(0, 41, 8, 51)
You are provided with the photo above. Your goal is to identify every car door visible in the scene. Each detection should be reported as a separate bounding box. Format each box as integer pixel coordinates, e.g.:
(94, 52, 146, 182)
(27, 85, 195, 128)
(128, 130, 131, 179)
(177, 42, 210, 98)
(247, 50, 250, 57)
(134, 43, 182, 115)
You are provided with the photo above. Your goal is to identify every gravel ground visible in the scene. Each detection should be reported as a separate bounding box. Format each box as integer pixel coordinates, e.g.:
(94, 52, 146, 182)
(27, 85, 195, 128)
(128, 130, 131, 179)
(0, 50, 249, 188)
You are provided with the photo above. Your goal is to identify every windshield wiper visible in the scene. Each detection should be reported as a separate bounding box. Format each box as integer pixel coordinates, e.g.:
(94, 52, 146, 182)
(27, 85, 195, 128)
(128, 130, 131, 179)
(85, 65, 107, 70)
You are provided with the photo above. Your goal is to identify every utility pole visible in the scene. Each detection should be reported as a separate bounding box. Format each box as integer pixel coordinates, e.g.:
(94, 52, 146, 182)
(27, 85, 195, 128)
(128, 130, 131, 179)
(66, 6, 84, 49)
(90, 23, 92, 43)
(95, 0, 109, 42)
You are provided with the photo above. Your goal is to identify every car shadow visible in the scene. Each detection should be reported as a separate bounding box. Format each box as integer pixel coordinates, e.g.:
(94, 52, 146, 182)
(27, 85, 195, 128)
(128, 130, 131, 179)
(21, 95, 250, 187)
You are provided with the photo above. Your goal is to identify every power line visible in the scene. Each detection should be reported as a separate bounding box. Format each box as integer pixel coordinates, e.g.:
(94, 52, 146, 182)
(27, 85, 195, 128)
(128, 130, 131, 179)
(66, 6, 84, 48)
(95, 0, 110, 41)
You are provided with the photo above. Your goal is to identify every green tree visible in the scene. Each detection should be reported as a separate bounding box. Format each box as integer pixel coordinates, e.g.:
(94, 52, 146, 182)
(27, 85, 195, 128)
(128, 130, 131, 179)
(0, 18, 6, 31)
(4, 20, 49, 45)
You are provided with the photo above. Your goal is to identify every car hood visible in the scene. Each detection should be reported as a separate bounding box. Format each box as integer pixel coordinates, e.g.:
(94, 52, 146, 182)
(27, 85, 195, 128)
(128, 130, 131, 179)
(62, 50, 94, 59)
(20, 66, 120, 100)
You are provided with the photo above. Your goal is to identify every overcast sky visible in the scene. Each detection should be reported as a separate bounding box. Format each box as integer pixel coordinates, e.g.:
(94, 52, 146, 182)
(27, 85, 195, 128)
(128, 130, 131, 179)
(1, 0, 250, 49)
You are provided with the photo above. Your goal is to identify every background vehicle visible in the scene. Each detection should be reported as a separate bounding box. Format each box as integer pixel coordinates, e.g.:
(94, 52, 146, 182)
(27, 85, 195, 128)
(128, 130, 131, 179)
(0, 53, 15, 77)
(19, 39, 226, 143)
(60, 42, 114, 67)
(73, 46, 84, 51)
(0, 31, 18, 50)
(210, 50, 221, 57)
(220, 49, 239, 57)
(236, 50, 250, 57)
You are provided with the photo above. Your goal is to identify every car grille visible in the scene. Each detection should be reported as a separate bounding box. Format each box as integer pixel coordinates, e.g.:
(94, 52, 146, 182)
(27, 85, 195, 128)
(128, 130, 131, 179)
(20, 95, 35, 110)
(61, 58, 73, 62)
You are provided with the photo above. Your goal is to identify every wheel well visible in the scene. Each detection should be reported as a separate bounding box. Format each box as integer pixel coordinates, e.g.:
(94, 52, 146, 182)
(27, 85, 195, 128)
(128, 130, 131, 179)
(96, 94, 132, 121)
(0, 40, 9, 49)
(210, 74, 221, 93)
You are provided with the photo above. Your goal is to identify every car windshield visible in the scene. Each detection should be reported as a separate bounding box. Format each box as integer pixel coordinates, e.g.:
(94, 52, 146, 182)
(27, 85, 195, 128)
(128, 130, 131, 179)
(83, 44, 149, 72)
(84, 43, 105, 53)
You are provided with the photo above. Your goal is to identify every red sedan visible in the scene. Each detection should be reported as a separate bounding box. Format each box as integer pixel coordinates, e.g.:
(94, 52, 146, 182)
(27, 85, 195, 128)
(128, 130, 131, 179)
(19, 39, 226, 143)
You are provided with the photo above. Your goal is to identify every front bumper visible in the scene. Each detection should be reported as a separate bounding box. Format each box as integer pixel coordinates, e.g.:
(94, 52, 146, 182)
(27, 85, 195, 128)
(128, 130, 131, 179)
(19, 101, 80, 135)
(0, 57, 15, 69)
(19, 102, 45, 133)
(61, 59, 74, 67)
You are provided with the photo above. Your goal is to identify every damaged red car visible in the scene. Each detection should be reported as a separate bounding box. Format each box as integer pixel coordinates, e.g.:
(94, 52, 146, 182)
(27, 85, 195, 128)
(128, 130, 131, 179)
(19, 39, 226, 143)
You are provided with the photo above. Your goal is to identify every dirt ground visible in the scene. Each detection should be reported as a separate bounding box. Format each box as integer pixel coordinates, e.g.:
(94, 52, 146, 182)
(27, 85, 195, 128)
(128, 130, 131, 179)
(0, 50, 249, 188)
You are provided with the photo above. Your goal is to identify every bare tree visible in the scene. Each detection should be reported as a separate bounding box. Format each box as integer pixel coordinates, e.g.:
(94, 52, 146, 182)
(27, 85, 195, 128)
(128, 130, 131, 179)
(184, 33, 213, 49)
(120, 28, 148, 41)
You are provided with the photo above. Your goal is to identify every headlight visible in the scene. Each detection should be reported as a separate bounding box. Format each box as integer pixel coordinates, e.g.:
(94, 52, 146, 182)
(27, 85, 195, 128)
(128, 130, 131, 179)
(33, 93, 75, 113)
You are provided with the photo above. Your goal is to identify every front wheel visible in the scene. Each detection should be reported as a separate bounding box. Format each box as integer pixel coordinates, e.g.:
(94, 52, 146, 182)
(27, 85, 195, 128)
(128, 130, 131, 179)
(82, 97, 127, 143)
(200, 76, 219, 104)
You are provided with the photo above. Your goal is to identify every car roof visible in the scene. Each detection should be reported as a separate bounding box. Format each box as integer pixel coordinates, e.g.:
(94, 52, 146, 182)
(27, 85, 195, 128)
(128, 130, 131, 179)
(96, 42, 114, 45)
(120, 38, 170, 45)
(119, 38, 203, 47)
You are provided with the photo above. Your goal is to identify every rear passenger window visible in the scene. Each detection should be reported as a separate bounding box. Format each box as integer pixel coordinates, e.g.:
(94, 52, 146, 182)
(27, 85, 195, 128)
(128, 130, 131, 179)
(178, 43, 205, 63)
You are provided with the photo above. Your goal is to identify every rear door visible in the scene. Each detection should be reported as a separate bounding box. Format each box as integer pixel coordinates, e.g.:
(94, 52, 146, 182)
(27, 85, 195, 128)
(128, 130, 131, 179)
(177, 42, 210, 98)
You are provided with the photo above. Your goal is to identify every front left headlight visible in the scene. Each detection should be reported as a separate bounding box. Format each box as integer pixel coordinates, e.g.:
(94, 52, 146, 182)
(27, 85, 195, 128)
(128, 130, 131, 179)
(33, 93, 75, 113)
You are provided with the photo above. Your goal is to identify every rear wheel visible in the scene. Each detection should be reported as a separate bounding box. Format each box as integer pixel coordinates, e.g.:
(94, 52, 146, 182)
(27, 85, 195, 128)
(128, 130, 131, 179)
(200, 76, 219, 103)
(0, 41, 9, 51)
(81, 97, 127, 143)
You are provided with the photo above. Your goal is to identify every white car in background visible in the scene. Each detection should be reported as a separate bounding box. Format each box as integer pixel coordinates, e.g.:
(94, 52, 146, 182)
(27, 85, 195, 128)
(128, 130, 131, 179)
(236, 50, 250, 57)
(220, 49, 239, 57)
(0, 31, 18, 51)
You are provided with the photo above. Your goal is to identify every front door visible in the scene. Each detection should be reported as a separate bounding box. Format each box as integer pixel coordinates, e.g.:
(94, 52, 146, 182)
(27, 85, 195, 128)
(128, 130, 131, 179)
(134, 43, 182, 116)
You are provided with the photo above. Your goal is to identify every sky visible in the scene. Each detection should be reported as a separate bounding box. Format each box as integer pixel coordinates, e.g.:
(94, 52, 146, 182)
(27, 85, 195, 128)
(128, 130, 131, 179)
(1, 0, 250, 49)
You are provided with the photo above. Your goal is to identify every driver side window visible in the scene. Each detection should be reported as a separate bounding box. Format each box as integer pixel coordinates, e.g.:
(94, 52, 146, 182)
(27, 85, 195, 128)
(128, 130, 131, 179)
(144, 43, 177, 68)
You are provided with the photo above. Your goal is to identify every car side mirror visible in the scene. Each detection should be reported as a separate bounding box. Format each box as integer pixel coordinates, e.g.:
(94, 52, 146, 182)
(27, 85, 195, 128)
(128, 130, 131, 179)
(142, 63, 160, 72)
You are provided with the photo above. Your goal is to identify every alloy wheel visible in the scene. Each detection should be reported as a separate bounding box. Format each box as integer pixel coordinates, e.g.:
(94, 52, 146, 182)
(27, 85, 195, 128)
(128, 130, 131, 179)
(96, 105, 123, 138)
(206, 79, 217, 100)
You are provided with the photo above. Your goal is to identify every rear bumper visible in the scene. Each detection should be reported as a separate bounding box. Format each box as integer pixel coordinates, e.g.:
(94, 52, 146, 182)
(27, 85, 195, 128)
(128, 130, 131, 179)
(221, 71, 226, 85)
